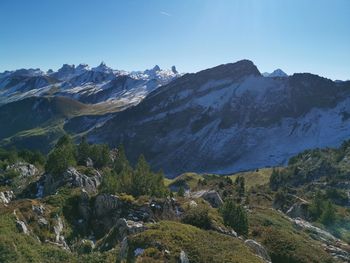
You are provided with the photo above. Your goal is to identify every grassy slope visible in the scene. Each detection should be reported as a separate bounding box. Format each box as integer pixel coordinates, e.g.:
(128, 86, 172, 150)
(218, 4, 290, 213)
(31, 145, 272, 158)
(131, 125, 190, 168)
(248, 208, 334, 263)
(129, 221, 264, 263)
(0, 96, 124, 152)
(229, 168, 274, 190)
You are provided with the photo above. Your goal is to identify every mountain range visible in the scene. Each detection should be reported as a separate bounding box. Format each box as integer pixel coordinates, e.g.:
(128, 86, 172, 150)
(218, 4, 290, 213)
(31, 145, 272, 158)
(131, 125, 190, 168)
(1, 60, 350, 176)
(0, 62, 180, 107)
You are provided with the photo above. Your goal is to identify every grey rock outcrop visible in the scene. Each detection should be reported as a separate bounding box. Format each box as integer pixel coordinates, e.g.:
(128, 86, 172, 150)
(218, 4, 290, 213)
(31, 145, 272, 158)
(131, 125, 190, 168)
(0, 190, 14, 204)
(94, 194, 121, 218)
(291, 217, 350, 262)
(32, 204, 45, 215)
(52, 216, 69, 250)
(97, 218, 146, 252)
(244, 239, 271, 263)
(6, 162, 38, 177)
(42, 167, 101, 195)
(192, 190, 223, 208)
(16, 220, 29, 235)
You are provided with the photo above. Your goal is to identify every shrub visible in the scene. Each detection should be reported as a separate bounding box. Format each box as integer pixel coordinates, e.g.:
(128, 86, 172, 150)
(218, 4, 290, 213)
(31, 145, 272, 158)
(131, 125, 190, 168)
(182, 206, 212, 230)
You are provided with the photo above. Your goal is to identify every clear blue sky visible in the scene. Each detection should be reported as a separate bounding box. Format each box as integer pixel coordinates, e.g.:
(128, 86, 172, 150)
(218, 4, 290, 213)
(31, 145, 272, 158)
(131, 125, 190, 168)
(1, 0, 349, 80)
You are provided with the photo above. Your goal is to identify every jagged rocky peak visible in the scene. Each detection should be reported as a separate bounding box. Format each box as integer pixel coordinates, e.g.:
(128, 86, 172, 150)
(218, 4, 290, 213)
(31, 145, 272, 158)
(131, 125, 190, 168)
(171, 65, 178, 74)
(152, 65, 161, 72)
(12, 68, 44, 77)
(92, 61, 113, 73)
(144, 65, 161, 75)
(59, 64, 75, 72)
(76, 63, 89, 71)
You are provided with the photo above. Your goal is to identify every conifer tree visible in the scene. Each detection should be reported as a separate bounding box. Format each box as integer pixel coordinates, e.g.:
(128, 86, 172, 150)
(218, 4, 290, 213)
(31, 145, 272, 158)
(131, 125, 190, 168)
(220, 198, 248, 236)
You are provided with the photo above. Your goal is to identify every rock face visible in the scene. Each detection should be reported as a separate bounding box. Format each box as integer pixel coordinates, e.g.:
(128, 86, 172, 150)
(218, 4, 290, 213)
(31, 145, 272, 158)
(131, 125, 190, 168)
(52, 216, 69, 250)
(286, 201, 309, 220)
(97, 218, 146, 252)
(6, 162, 38, 177)
(42, 167, 101, 195)
(16, 220, 29, 235)
(92, 194, 123, 237)
(192, 190, 223, 208)
(0, 191, 14, 204)
(94, 193, 121, 218)
(90, 59, 350, 175)
(244, 239, 271, 263)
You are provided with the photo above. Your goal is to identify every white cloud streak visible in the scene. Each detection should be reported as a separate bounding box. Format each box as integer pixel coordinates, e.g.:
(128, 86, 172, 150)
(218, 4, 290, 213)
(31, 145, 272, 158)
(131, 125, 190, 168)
(160, 11, 172, 17)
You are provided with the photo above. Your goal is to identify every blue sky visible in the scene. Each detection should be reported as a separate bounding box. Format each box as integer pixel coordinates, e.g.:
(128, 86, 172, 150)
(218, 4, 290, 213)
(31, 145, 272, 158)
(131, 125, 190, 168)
(0, 0, 349, 80)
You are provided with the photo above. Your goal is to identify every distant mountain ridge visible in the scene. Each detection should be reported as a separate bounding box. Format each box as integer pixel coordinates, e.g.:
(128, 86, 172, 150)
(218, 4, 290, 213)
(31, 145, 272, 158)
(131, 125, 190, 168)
(262, 69, 288, 77)
(0, 62, 181, 107)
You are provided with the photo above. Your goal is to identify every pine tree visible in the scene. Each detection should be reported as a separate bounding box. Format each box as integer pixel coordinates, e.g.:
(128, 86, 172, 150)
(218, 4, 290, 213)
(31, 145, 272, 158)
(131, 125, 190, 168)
(235, 176, 245, 196)
(220, 198, 248, 236)
(309, 191, 324, 220)
(320, 201, 336, 225)
(99, 169, 118, 194)
(77, 136, 90, 165)
(45, 135, 76, 176)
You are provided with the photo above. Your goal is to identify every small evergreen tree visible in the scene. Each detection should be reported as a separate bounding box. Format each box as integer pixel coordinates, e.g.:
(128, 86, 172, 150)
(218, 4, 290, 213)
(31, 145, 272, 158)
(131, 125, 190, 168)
(269, 168, 282, 191)
(177, 186, 185, 197)
(77, 136, 90, 166)
(45, 135, 76, 176)
(320, 201, 336, 225)
(220, 198, 248, 236)
(235, 176, 245, 196)
(99, 169, 118, 194)
(90, 144, 110, 168)
(309, 191, 324, 220)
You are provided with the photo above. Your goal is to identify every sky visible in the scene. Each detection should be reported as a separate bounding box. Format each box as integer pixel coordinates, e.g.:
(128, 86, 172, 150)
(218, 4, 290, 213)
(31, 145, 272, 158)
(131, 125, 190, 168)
(0, 0, 349, 80)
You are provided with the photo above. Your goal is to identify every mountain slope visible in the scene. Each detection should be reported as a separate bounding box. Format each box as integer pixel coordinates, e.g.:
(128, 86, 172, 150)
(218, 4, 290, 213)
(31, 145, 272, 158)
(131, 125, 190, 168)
(89, 60, 350, 176)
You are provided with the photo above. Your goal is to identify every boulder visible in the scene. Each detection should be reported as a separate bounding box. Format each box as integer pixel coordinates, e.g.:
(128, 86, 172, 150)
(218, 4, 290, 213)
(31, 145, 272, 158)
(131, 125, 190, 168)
(192, 190, 223, 208)
(149, 197, 183, 219)
(32, 204, 45, 215)
(86, 157, 94, 168)
(38, 217, 49, 228)
(244, 239, 271, 263)
(6, 162, 38, 177)
(0, 190, 14, 204)
(16, 220, 29, 235)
